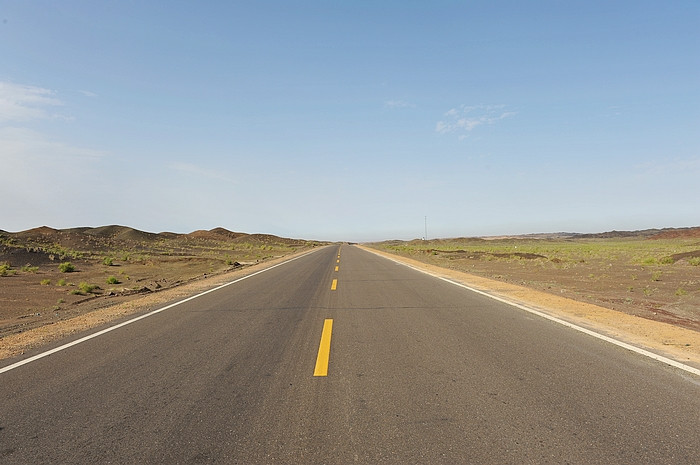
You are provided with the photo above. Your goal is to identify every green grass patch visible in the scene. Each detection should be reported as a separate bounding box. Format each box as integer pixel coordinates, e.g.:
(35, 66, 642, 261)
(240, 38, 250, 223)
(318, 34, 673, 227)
(40, 279, 51, 285)
(21, 265, 39, 273)
(58, 262, 75, 273)
(0, 263, 16, 276)
(71, 282, 98, 295)
(376, 237, 698, 269)
(106, 276, 120, 285)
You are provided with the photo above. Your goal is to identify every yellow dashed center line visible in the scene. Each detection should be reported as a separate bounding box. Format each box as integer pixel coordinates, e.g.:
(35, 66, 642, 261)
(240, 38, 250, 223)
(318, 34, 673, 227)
(313, 319, 333, 376)
(331, 279, 337, 290)
(334, 266, 339, 272)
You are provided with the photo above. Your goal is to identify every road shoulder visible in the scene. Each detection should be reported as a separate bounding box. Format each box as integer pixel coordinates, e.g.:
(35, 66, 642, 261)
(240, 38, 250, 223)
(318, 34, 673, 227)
(359, 245, 700, 369)
(0, 247, 323, 361)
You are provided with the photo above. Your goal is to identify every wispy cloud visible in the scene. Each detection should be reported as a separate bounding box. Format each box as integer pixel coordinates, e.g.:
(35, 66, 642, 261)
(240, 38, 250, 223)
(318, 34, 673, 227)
(0, 83, 106, 224)
(436, 104, 515, 137)
(79, 90, 98, 98)
(0, 127, 104, 161)
(0, 81, 63, 123)
(170, 162, 236, 183)
(0, 82, 101, 165)
(0, 127, 107, 228)
(384, 99, 415, 109)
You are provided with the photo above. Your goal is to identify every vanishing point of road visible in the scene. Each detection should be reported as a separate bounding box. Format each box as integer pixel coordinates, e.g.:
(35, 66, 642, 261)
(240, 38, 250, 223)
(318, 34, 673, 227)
(1, 245, 699, 464)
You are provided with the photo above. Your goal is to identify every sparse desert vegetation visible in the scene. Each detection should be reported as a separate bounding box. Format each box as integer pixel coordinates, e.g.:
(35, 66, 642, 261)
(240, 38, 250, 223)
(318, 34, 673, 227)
(71, 282, 98, 296)
(0, 225, 323, 337)
(0, 263, 15, 277)
(58, 262, 75, 273)
(369, 227, 700, 331)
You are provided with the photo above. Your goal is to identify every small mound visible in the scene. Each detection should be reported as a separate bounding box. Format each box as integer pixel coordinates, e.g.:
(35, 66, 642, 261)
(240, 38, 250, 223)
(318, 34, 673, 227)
(670, 250, 700, 262)
(158, 232, 181, 240)
(87, 225, 136, 238)
(237, 233, 306, 247)
(209, 227, 247, 240)
(186, 230, 227, 241)
(41, 226, 163, 249)
(0, 245, 60, 267)
(14, 226, 60, 240)
(113, 228, 161, 242)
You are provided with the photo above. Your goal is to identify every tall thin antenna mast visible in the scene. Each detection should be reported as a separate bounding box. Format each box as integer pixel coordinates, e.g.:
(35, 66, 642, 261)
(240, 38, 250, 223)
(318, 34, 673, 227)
(425, 216, 428, 241)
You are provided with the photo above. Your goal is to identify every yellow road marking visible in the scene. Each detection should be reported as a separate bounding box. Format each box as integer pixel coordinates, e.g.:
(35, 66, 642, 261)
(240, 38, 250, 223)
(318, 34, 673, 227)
(336, 259, 340, 263)
(313, 319, 333, 376)
(334, 266, 339, 272)
(331, 279, 337, 290)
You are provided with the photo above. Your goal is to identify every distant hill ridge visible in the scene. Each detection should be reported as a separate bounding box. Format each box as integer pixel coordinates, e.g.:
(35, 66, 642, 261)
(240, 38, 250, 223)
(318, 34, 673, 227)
(185, 229, 246, 241)
(1, 225, 309, 250)
(574, 227, 700, 240)
(3, 225, 698, 245)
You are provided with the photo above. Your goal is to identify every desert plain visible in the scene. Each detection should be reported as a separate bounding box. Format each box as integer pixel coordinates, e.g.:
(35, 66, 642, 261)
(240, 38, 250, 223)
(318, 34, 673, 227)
(0, 226, 322, 352)
(368, 227, 700, 332)
(1, 225, 699, 363)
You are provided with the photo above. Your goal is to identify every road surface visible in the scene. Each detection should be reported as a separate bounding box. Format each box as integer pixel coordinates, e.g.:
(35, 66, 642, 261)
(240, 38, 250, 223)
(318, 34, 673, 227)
(1, 245, 699, 463)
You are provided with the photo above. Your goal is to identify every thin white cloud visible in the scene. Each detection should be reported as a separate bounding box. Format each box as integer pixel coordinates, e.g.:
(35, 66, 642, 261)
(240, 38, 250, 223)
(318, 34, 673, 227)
(79, 90, 98, 98)
(170, 161, 236, 184)
(436, 104, 515, 136)
(0, 126, 105, 161)
(0, 81, 63, 123)
(384, 99, 415, 109)
(0, 127, 107, 229)
(0, 82, 109, 232)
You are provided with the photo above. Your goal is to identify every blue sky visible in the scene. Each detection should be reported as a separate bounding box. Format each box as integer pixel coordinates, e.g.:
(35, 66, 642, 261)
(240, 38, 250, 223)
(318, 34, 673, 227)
(1, 1, 698, 241)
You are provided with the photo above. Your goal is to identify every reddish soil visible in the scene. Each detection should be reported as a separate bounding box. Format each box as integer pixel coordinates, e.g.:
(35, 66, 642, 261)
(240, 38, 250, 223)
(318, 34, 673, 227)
(0, 226, 322, 340)
(648, 227, 700, 240)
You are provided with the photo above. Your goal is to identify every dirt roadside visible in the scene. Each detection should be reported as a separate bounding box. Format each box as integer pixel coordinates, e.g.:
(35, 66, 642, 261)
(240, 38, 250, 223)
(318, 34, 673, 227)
(0, 247, 321, 361)
(4, 241, 698, 371)
(0, 226, 320, 338)
(359, 245, 700, 370)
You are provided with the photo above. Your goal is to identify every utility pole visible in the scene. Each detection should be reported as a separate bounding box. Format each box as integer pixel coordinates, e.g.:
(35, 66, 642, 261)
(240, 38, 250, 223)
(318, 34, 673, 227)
(424, 216, 428, 241)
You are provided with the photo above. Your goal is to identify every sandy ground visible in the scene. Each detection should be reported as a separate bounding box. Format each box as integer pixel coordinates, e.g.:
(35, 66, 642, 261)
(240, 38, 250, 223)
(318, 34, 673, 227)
(0, 249, 318, 361)
(360, 246, 700, 370)
(0, 226, 316, 338)
(3, 243, 699, 372)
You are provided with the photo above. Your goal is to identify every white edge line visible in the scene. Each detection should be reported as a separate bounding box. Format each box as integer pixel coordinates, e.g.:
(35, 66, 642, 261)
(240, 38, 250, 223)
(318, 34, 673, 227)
(367, 249, 700, 377)
(0, 248, 323, 375)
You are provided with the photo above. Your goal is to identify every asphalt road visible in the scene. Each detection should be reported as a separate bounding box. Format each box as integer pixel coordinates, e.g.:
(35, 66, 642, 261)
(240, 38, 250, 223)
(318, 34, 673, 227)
(1, 245, 699, 464)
